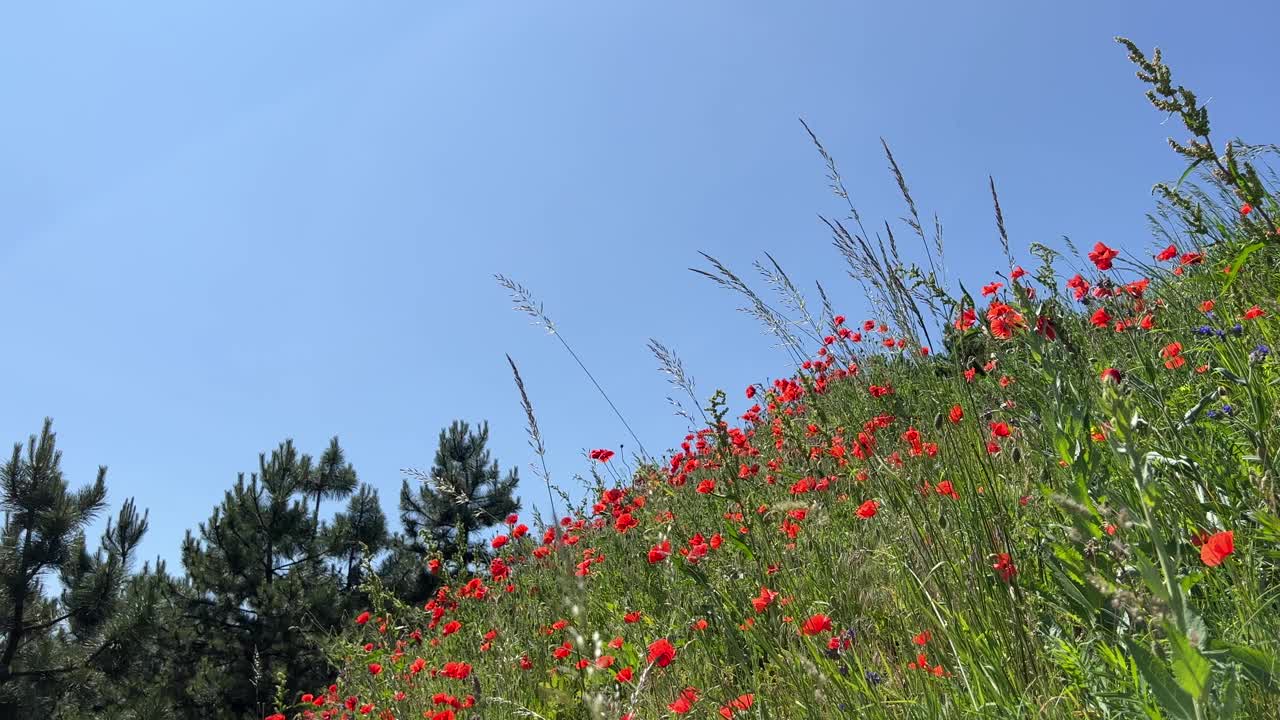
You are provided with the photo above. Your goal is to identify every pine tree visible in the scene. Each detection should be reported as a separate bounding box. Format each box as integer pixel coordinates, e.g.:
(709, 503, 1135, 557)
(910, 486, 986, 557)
(389, 421, 519, 599)
(0, 419, 154, 716)
(304, 438, 358, 542)
(325, 483, 388, 592)
(171, 438, 352, 718)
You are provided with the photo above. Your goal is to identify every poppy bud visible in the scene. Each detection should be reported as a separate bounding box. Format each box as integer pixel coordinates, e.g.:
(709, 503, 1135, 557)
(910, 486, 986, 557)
(1011, 447, 1023, 464)
(933, 413, 945, 430)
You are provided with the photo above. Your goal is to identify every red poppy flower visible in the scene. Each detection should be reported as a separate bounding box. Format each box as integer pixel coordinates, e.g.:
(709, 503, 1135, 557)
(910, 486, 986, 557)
(1066, 274, 1090, 301)
(441, 661, 471, 679)
(668, 687, 699, 714)
(615, 666, 634, 683)
(1100, 367, 1122, 384)
(647, 638, 677, 667)
(1088, 242, 1119, 271)
(647, 540, 671, 564)
(719, 693, 755, 718)
(614, 513, 638, 532)
(1156, 244, 1178, 262)
(1089, 308, 1112, 328)
(1200, 530, 1234, 567)
(856, 499, 879, 519)
(992, 553, 1017, 582)
(914, 630, 931, 646)
(1244, 305, 1265, 320)
(800, 613, 832, 636)
(752, 587, 779, 614)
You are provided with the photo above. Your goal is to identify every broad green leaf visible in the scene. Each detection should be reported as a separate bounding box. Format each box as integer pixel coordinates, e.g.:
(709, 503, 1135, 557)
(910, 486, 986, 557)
(1179, 389, 1220, 427)
(1214, 367, 1249, 386)
(1126, 638, 1196, 720)
(1167, 625, 1210, 700)
(1134, 552, 1170, 603)
(1050, 564, 1096, 617)
(1215, 641, 1279, 690)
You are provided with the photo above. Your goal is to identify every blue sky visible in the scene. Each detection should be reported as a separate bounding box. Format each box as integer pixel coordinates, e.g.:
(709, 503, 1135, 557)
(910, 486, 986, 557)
(2, 2, 1277, 571)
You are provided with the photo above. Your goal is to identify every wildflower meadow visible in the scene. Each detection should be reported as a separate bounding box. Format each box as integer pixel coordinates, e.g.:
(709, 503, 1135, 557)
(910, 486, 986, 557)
(273, 39, 1280, 720)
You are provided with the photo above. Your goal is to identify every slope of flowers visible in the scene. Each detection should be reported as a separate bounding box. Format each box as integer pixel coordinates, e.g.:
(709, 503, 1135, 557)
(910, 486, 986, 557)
(279, 226, 1280, 719)
(275, 40, 1280, 718)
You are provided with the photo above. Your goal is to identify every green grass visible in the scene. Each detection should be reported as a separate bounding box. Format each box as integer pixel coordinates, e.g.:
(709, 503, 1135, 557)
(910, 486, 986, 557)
(278, 39, 1280, 720)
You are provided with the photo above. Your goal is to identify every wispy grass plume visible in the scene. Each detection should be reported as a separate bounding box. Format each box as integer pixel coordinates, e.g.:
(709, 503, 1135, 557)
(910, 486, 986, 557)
(496, 274, 650, 462)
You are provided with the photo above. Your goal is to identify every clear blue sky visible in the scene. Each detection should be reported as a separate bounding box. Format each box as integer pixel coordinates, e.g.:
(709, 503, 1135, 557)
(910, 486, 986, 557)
(2, 2, 1277, 571)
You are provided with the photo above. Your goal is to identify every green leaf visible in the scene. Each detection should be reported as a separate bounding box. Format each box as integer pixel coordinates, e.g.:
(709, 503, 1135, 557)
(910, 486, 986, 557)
(1167, 625, 1211, 701)
(1134, 552, 1170, 603)
(1214, 367, 1249, 386)
(1126, 638, 1196, 720)
(1174, 158, 1204, 189)
(721, 526, 755, 561)
(1179, 389, 1220, 428)
(1050, 564, 1097, 618)
(1214, 641, 1279, 690)
(1223, 241, 1264, 291)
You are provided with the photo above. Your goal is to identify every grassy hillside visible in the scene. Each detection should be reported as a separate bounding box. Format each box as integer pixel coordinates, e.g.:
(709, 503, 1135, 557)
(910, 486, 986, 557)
(279, 39, 1280, 720)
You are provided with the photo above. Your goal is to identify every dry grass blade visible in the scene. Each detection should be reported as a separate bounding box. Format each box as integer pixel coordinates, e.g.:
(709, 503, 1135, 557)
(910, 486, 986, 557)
(989, 176, 1014, 268)
(646, 339, 708, 426)
(506, 354, 559, 527)
(692, 252, 808, 367)
(495, 275, 651, 462)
